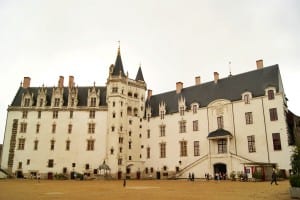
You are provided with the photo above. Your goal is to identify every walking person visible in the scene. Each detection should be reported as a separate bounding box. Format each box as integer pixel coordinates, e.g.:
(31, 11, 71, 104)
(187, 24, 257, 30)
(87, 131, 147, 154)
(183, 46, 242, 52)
(270, 168, 278, 185)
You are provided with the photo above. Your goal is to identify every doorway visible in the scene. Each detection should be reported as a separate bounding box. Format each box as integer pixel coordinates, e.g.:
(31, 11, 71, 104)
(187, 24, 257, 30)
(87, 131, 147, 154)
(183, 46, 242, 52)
(213, 163, 227, 179)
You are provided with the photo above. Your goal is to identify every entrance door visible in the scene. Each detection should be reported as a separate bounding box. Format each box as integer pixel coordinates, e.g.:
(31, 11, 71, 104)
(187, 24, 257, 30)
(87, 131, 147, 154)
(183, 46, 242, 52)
(117, 171, 122, 180)
(156, 171, 161, 179)
(47, 172, 53, 180)
(213, 163, 227, 180)
(136, 171, 141, 179)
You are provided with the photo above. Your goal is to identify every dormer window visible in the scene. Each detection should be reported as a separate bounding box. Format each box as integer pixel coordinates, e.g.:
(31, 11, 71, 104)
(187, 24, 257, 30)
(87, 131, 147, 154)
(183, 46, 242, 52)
(244, 94, 250, 104)
(192, 103, 198, 114)
(39, 98, 44, 107)
(54, 98, 60, 107)
(180, 106, 185, 116)
(24, 98, 30, 107)
(268, 90, 275, 100)
(160, 111, 165, 120)
(90, 97, 96, 107)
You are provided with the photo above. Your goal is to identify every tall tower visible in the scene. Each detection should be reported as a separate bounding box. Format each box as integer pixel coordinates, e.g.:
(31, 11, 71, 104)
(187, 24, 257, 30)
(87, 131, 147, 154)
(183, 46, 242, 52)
(106, 47, 147, 178)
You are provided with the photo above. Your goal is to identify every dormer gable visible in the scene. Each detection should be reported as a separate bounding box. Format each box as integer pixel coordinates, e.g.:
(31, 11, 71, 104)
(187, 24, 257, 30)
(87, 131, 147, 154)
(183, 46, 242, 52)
(37, 85, 47, 107)
(51, 87, 64, 107)
(21, 90, 34, 107)
(68, 86, 78, 107)
(87, 84, 100, 107)
(159, 101, 166, 120)
(242, 91, 252, 104)
(178, 96, 186, 116)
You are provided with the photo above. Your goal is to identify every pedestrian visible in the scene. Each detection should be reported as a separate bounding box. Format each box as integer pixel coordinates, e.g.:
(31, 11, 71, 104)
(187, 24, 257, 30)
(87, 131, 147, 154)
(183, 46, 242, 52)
(270, 168, 278, 185)
(37, 173, 40, 182)
(188, 173, 191, 181)
(191, 173, 195, 181)
(123, 178, 126, 187)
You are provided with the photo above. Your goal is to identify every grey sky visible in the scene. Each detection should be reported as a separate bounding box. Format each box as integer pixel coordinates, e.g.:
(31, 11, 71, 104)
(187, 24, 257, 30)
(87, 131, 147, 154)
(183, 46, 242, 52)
(1, 0, 300, 142)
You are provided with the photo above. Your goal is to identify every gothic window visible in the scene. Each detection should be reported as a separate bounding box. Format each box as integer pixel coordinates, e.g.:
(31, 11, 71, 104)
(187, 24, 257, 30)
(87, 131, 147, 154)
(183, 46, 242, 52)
(36, 124, 40, 133)
(193, 120, 198, 131)
(112, 87, 118, 93)
(272, 133, 282, 150)
(54, 98, 60, 107)
(52, 124, 56, 133)
(268, 90, 275, 100)
(24, 98, 30, 107)
(179, 106, 185, 116)
(34, 140, 38, 150)
(192, 104, 198, 114)
(179, 120, 186, 133)
(89, 110, 95, 118)
(20, 123, 27, 133)
(50, 140, 55, 150)
(68, 124, 72, 134)
(87, 140, 95, 151)
(22, 111, 28, 119)
(244, 94, 250, 104)
(66, 140, 70, 151)
(90, 97, 96, 107)
(53, 110, 58, 119)
(160, 124, 166, 137)
(88, 123, 95, 134)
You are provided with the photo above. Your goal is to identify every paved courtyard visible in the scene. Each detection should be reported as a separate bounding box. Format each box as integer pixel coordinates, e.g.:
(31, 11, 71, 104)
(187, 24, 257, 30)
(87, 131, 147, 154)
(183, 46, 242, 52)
(0, 179, 291, 200)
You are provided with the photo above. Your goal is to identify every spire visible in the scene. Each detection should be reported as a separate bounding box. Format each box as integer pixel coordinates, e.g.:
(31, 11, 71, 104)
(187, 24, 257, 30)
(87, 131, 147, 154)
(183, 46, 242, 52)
(135, 64, 145, 82)
(112, 42, 126, 77)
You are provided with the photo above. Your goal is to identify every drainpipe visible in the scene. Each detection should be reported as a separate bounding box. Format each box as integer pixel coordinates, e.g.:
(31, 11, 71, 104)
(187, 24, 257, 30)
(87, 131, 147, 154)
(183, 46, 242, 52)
(261, 98, 270, 163)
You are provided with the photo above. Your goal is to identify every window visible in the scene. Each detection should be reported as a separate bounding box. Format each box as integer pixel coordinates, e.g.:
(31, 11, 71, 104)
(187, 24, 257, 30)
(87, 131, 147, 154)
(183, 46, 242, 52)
(71, 98, 75, 107)
(118, 158, 122, 165)
(112, 101, 115, 107)
(192, 105, 197, 114)
(50, 140, 55, 150)
(48, 159, 54, 168)
(18, 138, 25, 150)
(52, 124, 56, 133)
(217, 116, 224, 129)
(160, 143, 166, 158)
(53, 110, 58, 119)
(68, 124, 72, 134)
(128, 156, 132, 160)
(245, 112, 253, 124)
(66, 140, 70, 151)
(111, 126, 115, 132)
(36, 124, 40, 133)
(88, 123, 95, 134)
(89, 110, 95, 118)
(179, 120, 186, 133)
(179, 106, 185, 116)
(218, 139, 227, 153)
(69, 111, 73, 119)
(18, 162, 22, 169)
(272, 133, 282, 150)
(20, 123, 27, 133)
(128, 141, 132, 149)
(269, 108, 278, 121)
(268, 90, 274, 100)
(193, 120, 198, 131)
(90, 97, 96, 107)
(24, 98, 30, 107)
(39, 98, 44, 107)
(180, 140, 187, 157)
(27, 159, 30, 165)
(34, 140, 38, 150)
(147, 114, 150, 122)
(147, 129, 150, 138)
(37, 111, 41, 119)
(244, 94, 250, 104)
(22, 110, 28, 118)
(87, 140, 95, 151)
(147, 147, 151, 159)
(54, 98, 60, 107)
(119, 137, 123, 144)
(112, 87, 118, 93)
(160, 125, 166, 137)
(160, 111, 165, 120)
(194, 141, 200, 156)
(85, 164, 90, 170)
(247, 135, 256, 153)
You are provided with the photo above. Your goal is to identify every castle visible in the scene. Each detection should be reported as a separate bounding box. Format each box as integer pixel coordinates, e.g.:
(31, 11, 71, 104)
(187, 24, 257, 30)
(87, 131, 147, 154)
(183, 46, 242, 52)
(0, 47, 298, 180)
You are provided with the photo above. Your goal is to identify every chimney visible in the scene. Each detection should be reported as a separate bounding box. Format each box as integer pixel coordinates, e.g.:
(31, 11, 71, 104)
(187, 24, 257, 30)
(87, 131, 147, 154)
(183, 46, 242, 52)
(58, 76, 64, 88)
(23, 77, 31, 88)
(214, 72, 219, 83)
(147, 89, 152, 100)
(176, 82, 183, 94)
(195, 76, 201, 85)
(68, 75, 74, 88)
(256, 59, 264, 69)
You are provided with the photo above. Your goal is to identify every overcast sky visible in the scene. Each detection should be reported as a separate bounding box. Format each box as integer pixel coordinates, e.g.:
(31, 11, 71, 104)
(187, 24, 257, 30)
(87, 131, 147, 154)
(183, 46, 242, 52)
(0, 0, 300, 143)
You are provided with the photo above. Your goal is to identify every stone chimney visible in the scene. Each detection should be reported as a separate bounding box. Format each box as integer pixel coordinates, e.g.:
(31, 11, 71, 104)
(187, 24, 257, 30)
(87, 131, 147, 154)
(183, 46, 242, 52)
(23, 77, 31, 88)
(147, 89, 152, 100)
(69, 76, 74, 88)
(195, 76, 201, 85)
(256, 59, 264, 69)
(58, 76, 64, 88)
(214, 72, 219, 84)
(176, 82, 183, 94)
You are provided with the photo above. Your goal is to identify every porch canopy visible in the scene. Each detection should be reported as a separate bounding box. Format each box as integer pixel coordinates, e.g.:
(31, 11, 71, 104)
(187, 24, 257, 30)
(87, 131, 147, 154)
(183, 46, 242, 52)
(207, 128, 233, 139)
(99, 161, 111, 175)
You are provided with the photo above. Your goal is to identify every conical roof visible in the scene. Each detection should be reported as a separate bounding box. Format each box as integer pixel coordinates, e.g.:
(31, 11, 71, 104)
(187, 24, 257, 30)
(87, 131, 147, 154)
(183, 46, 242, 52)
(112, 48, 126, 77)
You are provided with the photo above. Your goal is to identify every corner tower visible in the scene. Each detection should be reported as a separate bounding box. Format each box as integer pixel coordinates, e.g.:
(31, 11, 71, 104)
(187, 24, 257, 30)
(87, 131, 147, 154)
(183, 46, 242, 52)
(106, 47, 147, 178)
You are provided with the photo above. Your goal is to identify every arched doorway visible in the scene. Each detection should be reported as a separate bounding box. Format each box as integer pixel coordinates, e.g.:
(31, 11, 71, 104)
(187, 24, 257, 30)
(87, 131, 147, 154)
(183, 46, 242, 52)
(213, 163, 227, 180)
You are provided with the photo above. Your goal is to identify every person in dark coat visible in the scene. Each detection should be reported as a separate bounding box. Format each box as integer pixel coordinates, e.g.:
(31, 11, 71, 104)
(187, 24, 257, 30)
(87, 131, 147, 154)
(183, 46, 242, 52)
(270, 168, 278, 185)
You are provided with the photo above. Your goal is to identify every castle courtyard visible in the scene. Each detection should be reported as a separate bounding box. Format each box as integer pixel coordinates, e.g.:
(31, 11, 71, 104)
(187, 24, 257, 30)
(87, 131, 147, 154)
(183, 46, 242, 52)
(0, 179, 291, 200)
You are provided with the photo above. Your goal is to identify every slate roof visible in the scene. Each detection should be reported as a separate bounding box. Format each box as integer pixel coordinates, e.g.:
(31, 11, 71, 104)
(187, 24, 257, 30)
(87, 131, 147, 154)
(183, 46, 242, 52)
(207, 128, 232, 138)
(11, 86, 107, 107)
(135, 66, 145, 82)
(146, 65, 284, 117)
(112, 48, 126, 77)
